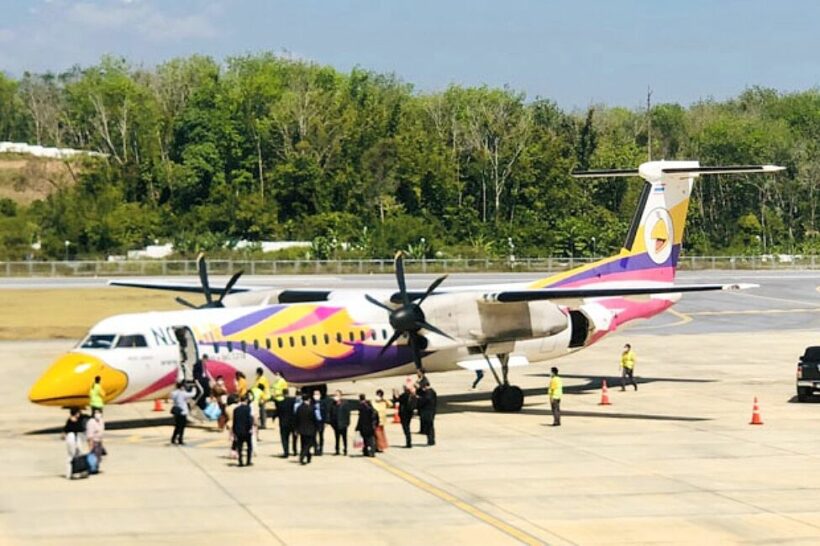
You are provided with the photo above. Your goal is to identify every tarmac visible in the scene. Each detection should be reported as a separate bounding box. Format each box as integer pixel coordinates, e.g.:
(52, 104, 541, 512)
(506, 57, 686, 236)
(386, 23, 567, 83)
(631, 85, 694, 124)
(3, 272, 820, 545)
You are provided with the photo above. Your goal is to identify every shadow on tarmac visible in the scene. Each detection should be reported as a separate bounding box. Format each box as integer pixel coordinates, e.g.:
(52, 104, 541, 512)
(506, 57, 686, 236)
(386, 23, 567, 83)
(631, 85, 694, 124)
(27, 416, 174, 435)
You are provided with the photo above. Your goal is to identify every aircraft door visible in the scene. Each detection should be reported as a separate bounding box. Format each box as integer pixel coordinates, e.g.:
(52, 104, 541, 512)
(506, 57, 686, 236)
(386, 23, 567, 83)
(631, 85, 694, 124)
(173, 326, 199, 384)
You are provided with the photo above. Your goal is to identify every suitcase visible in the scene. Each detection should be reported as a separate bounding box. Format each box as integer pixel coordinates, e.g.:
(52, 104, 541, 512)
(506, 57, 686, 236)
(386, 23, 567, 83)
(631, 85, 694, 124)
(71, 454, 89, 477)
(86, 452, 99, 474)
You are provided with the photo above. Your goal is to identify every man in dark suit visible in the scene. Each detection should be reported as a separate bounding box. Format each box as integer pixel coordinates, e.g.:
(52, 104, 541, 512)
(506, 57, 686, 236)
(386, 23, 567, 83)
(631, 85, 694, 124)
(232, 395, 254, 466)
(355, 394, 377, 457)
(277, 390, 295, 458)
(311, 389, 328, 456)
(329, 389, 351, 455)
(394, 386, 417, 448)
(295, 393, 317, 465)
(418, 384, 437, 446)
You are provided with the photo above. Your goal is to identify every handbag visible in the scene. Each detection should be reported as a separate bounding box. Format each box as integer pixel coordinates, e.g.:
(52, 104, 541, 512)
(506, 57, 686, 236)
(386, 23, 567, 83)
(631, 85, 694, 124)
(170, 405, 182, 416)
(353, 432, 364, 449)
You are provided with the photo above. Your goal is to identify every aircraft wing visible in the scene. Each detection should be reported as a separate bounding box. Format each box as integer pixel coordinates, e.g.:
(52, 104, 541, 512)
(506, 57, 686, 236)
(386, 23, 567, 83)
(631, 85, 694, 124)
(107, 280, 252, 295)
(480, 283, 757, 304)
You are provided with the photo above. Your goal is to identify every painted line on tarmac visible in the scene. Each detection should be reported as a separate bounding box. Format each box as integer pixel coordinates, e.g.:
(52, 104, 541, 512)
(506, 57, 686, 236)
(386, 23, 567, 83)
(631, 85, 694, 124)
(686, 307, 820, 316)
(733, 290, 820, 307)
(629, 308, 692, 331)
(369, 457, 548, 546)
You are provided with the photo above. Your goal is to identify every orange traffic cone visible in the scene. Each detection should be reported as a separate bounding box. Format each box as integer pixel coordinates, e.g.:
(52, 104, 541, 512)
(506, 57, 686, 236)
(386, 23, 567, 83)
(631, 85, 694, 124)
(152, 398, 164, 412)
(599, 379, 612, 406)
(750, 396, 764, 425)
(392, 402, 401, 424)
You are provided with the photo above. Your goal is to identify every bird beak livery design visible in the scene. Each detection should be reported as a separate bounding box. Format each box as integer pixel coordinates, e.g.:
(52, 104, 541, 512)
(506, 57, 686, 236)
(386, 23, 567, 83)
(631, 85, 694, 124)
(29, 160, 784, 413)
(29, 352, 129, 407)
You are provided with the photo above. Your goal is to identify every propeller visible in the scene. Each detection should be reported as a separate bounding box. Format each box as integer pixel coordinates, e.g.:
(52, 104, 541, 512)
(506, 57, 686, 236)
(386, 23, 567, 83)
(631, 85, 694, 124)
(365, 252, 452, 371)
(175, 253, 244, 309)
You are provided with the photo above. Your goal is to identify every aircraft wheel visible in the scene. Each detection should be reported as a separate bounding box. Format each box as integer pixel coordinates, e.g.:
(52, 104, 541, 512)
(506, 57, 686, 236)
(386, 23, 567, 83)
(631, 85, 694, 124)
(492, 385, 524, 412)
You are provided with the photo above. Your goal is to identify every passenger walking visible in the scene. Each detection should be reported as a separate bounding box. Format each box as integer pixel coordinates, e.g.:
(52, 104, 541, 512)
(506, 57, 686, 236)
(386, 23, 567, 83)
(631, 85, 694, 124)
(373, 389, 391, 452)
(254, 367, 270, 429)
(356, 394, 377, 457)
(193, 355, 213, 410)
(620, 343, 638, 391)
(312, 390, 327, 456)
(416, 369, 430, 434)
(277, 389, 295, 458)
(291, 393, 304, 455)
(394, 385, 417, 448)
(232, 395, 254, 466)
(88, 375, 106, 414)
(329, 390, 350, 455)
(295, 393, 316, 465)
(170, 381, 196, 445)
(63, 408, 84, 479)
(212, 375, 229, 430)
(85, 409, 105, 461)
(418, 384, 437, 446)
(548, 367, 563, 426)
(471, 369, 484, 389)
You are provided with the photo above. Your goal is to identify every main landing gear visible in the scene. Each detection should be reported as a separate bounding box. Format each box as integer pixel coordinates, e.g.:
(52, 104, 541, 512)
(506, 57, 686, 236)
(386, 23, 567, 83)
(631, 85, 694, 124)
(484, 352, 524, 413)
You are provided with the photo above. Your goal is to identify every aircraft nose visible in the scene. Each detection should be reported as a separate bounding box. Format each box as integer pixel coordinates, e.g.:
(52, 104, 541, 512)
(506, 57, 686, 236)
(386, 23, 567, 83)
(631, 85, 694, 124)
(29, 352, 129, 407)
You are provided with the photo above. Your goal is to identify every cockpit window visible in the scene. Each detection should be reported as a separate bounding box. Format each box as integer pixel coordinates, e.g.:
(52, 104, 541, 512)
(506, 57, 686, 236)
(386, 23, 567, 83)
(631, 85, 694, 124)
(80, 335, 116, 349)
(116, 335, 148, 348)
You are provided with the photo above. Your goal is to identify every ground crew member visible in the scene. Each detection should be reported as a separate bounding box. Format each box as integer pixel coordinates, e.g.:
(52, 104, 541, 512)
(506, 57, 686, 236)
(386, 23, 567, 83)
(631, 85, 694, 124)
(254, 367, 270, 429)
(620, 343, 638, 391)
(250, 383, 265, 441)
(271, 371, 288, 425)
(235, 371, 248, 398)
(548, 367, 562, 426)
(89, 375, 105, 414)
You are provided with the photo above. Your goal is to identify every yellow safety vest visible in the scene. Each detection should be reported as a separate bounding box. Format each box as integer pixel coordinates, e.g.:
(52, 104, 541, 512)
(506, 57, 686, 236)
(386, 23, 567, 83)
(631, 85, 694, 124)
(548, 376, 563, 400)
(255, 376, 270, 402)
(89, 383, 106, 408)
(621, 350, 636, 370)
(236, 377, 248, 397)
(272, 377, 288, 402)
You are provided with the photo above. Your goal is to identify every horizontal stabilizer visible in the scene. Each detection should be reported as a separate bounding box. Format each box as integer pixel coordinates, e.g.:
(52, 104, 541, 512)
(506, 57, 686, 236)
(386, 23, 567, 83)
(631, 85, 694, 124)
(482, 283, 758, 304)
(108, 280, 250, 295)
(572, 164, 784, 178)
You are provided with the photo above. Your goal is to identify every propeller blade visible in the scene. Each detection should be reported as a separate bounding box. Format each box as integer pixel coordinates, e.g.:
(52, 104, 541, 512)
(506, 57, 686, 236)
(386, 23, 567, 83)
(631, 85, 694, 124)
(408, 333, 424, 371)
(365, 294, 394, 313)
(218, 270, 244, 304)
(417, 274, 448, 305)
(394, 251, 409, 305)
(197, 253, 213, 305)
(175, 296, 199, 309)
(378, 330, 403, 357)
(418, 320, 454, 340)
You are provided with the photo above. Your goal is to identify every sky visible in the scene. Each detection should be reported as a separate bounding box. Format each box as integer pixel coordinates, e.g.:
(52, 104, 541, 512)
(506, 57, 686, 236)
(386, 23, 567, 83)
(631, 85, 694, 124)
(0, 0, 817, 109)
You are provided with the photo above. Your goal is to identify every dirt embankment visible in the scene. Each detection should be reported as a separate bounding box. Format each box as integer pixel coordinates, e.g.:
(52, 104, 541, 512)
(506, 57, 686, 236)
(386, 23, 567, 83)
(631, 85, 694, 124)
(0, 155, 77, 204)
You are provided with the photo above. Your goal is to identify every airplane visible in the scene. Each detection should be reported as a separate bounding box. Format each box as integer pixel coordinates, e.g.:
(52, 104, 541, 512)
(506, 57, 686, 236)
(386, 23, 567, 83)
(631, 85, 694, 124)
(28, 160, 784, 413)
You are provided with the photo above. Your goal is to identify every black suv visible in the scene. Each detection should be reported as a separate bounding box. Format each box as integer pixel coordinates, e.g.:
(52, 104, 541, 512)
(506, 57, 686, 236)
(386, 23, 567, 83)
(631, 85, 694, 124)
(796, 347, 820, 402)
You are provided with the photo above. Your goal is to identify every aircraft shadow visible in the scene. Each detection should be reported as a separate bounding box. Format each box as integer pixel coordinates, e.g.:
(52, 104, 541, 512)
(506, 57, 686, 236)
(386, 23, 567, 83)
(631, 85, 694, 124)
(27, 416, 175, 435)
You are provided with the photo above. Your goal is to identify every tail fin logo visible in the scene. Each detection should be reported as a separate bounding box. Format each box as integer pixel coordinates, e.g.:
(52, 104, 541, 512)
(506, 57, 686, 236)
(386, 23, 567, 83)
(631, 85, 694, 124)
(644, 207, 673, 265)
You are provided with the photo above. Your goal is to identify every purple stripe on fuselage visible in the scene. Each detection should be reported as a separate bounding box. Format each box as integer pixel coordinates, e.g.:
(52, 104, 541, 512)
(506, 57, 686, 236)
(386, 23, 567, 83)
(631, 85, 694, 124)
(548, 245, 680, 288)
(221, 306, 285, 336)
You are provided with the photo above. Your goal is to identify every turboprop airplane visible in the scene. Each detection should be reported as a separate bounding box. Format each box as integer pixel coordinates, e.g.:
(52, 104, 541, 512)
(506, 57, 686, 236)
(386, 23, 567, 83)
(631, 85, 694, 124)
(29, 160, 784, 412)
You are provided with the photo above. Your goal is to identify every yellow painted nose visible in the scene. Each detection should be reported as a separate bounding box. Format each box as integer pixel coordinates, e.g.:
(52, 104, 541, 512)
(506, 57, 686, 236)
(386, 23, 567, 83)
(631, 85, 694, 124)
(29, 352, 129, 407)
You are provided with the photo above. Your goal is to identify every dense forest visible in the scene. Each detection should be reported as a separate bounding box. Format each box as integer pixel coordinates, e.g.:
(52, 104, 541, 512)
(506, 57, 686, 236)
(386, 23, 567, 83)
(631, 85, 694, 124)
(0, 54, 817, 260)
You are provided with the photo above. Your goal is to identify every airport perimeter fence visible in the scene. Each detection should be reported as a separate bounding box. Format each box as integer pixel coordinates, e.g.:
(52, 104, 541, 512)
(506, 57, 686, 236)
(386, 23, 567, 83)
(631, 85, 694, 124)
(1, 255, 819, 277)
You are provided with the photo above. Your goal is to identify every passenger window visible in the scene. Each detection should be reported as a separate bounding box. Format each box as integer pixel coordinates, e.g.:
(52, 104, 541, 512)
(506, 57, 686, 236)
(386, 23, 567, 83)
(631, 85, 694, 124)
(277, 338, 284, 348)
(311, 334, 317, 345)
(301, 335, 307, 346)
(227, 341, 234, 352)
(348, 332, 355, 342)
(265, 338, 271, 350)
(213, 342, 219, 354)
(324, 334, 330, 345)
(382, 329, 388, 339)
(115, 334, 148, 348)
(241, 340, 247, 352)
(289, 337, 295, 347)
(336, 333, 343, 343)
(253, 339, 259, 350)
(360, 331, 366, 341)
(370, 330, 377, 340)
